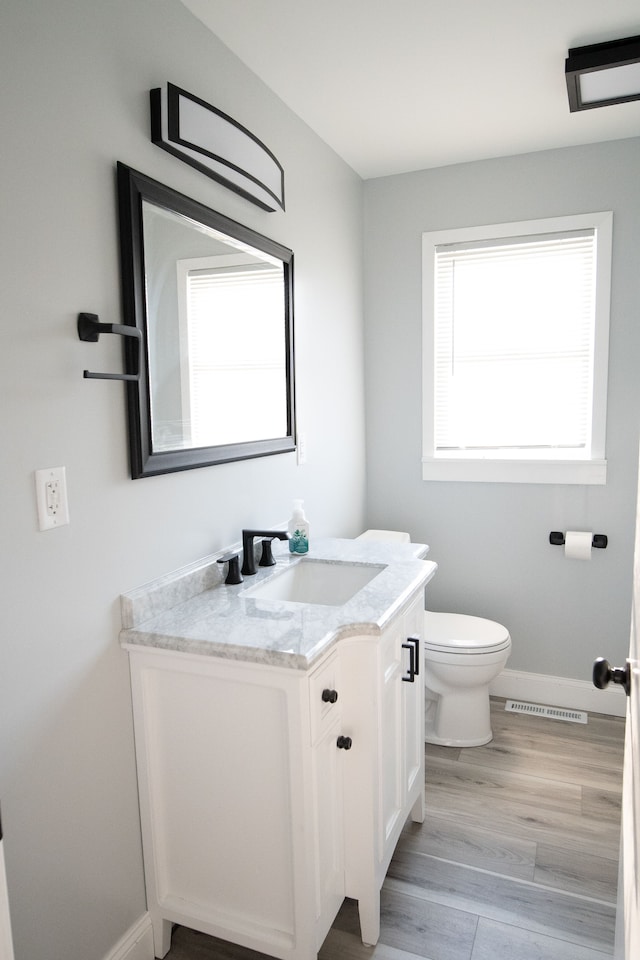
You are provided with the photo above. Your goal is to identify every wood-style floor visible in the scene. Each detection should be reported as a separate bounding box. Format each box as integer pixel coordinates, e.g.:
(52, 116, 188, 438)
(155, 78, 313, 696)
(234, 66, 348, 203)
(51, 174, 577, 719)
(165, 698, 625, 960)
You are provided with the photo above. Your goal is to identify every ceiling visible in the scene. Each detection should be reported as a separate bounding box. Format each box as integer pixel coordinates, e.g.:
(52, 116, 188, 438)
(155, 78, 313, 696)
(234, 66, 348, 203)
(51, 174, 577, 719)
(180, 0, 640, 180)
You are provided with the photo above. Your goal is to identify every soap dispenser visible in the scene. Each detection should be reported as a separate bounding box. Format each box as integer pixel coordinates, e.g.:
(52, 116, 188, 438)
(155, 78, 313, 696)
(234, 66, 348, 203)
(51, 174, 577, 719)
(288, 500, 309, 554)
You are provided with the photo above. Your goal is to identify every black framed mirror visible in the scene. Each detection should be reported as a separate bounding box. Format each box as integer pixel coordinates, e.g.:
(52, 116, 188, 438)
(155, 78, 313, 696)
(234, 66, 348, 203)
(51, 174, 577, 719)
(116, 163, 295, 478)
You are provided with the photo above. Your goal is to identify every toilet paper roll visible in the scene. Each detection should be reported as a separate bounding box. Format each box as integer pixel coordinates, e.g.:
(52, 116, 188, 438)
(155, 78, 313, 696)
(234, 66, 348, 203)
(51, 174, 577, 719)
(564, 531, 592, 561)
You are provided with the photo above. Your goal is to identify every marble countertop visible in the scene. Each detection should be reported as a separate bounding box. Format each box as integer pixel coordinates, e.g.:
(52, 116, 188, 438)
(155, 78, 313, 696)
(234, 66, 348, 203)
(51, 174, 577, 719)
(120, 538, 437, 670)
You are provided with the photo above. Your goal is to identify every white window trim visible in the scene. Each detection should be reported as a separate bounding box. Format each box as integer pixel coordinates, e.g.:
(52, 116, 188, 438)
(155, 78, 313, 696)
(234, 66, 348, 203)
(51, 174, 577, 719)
(421, 211, 613, 484)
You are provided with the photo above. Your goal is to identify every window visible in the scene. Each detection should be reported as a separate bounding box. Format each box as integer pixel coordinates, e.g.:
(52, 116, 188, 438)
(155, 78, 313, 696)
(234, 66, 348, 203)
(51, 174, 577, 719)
(422, 212, 613, 483)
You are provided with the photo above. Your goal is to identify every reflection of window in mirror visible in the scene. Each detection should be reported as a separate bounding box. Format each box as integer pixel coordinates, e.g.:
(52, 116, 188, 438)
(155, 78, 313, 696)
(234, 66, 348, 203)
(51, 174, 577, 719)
(175, 254, 287, 449)
(140, 195, 292, 457)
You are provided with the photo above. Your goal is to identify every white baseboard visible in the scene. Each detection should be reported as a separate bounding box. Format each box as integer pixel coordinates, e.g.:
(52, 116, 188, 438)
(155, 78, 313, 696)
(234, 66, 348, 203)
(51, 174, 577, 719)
(490, 668, 626, 718)
(102, 914, 154, 960)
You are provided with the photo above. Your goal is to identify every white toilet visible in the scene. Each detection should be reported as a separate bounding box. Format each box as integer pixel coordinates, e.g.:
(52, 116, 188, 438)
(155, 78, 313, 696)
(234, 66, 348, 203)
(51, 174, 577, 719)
(357, 529, 511, 747)
(423, 612, 511, 747)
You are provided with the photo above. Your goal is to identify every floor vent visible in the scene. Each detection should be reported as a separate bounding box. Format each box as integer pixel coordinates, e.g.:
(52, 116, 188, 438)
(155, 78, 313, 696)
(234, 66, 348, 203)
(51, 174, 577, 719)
(505, 700, 587, 724)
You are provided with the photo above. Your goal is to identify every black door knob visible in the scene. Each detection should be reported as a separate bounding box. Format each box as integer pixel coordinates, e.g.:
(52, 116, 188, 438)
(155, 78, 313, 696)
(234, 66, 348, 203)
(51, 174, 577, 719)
(321, 689, 338, 703)
(593, 657, 631, 696)
(336, 736, 352, 750)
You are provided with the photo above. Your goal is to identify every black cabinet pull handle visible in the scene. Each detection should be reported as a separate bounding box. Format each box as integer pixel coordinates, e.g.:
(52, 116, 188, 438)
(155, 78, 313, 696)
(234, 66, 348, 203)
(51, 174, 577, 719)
(322, 689, 338, 703)
(593, 657, 631, 696)
(402, 641, 416, 682)
(336, 736, 352, 750)
(408, 635, 420, 676)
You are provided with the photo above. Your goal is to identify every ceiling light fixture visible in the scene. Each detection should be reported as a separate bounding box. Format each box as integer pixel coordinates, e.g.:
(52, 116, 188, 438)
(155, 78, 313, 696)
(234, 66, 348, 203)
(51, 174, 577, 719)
(565, 34, 640, 112)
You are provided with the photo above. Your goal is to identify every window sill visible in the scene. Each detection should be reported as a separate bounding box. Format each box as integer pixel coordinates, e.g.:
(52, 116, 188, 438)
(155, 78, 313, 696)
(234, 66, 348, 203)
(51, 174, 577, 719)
(421, 457, 607, 485)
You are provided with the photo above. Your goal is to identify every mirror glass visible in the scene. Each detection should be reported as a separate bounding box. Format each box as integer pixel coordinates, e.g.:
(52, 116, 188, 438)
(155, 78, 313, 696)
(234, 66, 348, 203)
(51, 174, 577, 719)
(117, 163, 295, 478)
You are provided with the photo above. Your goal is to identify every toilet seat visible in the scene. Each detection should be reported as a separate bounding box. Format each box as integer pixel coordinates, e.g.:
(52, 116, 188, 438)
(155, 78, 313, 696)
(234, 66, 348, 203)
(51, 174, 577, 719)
(425, 612, 511, 655)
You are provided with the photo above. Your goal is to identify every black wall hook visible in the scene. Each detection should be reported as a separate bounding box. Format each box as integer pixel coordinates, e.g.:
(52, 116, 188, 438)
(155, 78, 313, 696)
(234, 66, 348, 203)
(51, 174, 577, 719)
(78, 312, 141, 381)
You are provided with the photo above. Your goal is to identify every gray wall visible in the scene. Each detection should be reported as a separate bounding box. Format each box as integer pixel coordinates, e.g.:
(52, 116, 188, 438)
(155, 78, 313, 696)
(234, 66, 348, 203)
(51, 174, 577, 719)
(0, 2, 365, 958)
(364, 138, 640, 681)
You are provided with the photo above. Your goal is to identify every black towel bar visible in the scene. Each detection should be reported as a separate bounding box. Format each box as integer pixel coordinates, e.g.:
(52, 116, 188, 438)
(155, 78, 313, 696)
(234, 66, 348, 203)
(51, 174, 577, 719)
(78, 312, 141, 381)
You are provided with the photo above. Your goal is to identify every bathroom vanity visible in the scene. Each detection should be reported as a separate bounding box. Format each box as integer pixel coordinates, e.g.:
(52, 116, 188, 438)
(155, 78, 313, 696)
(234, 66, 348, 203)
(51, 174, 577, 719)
(120, 538, 437, 960)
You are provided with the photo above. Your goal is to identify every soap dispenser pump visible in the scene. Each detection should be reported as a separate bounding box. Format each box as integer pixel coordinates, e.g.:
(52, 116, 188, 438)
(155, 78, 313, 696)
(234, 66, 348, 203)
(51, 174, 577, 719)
(288, 500, 309, 554)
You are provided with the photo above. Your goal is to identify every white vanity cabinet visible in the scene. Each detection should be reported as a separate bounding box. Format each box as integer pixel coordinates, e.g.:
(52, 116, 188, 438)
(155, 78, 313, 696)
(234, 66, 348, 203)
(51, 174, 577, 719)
(125, 587, 426, 960)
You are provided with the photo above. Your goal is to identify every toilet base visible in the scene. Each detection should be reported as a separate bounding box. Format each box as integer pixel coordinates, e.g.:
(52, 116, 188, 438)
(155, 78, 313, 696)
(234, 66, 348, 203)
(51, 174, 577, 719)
(424, 729, 493, 748)
(424, 686, 494, 747)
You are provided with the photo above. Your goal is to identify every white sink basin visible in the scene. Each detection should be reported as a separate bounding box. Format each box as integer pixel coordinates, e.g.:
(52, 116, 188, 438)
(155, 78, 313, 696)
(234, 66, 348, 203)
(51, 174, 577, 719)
(243, 559, 385, 606)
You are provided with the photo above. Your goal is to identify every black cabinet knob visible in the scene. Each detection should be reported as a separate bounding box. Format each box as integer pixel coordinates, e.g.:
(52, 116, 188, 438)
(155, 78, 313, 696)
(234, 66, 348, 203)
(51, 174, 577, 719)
(322, 689, 338, 703)
(593, 657, 631, 696)
(336, 736, 352, 750)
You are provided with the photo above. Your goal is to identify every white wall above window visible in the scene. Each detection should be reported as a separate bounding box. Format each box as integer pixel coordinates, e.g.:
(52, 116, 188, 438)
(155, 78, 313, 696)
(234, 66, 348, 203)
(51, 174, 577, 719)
(422, 211, 613, 484)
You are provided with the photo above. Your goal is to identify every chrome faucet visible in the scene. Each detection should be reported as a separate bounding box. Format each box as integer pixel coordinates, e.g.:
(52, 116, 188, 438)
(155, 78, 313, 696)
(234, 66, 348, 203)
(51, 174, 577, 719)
(241, 529, 289, 576)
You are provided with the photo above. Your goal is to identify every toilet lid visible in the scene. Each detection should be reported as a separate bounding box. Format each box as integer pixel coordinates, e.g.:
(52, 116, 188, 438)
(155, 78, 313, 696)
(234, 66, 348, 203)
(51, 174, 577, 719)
(424, 611, 511, 654)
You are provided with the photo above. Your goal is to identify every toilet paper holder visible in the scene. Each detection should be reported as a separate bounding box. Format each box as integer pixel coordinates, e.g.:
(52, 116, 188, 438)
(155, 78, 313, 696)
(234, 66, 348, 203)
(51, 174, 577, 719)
(549, 531, 608, 549)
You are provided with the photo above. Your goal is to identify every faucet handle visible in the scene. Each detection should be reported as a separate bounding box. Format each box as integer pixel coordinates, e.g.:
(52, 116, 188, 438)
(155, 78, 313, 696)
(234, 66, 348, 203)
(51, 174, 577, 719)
(259, 539, 277, 567)
(217, 552, 243, 585)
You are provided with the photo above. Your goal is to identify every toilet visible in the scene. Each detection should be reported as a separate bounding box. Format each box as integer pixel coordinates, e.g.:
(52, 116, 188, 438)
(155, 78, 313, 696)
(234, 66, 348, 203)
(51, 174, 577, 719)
(423, 611, 511, 747)
(357, 529, 511, 747)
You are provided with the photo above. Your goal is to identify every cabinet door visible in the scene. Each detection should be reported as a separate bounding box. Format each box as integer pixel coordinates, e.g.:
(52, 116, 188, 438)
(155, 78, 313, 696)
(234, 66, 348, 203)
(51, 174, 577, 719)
(129, 653, 312, 960)
(401, 598, 425, 809)
(338, 587, 426, 950)
(379, 622, 403, 853)
(311, 713, 345, 943)
(379, 595, 426, 866)
(308, 653, 344, 944)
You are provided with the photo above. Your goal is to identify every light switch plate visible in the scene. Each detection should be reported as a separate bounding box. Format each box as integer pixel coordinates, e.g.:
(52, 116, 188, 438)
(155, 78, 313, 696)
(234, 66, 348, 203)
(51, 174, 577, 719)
(35, 466, 70, 531)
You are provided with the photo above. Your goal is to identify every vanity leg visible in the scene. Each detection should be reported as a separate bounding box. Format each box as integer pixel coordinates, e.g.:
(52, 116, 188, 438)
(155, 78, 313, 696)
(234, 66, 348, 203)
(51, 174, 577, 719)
(410, 790, 425, 824)
(357, 894, 380, 947)
(151, 915, 172, 958)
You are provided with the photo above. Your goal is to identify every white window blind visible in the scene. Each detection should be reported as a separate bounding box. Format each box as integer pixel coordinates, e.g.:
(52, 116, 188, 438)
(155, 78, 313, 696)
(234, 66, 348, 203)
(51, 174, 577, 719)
(434, 230, 596, 457)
